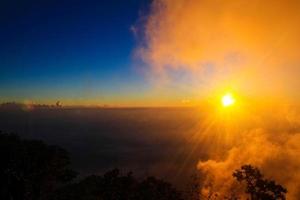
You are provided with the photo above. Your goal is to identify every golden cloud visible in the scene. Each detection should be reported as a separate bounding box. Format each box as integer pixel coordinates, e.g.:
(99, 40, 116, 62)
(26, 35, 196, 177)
(137, 0, 300, 99)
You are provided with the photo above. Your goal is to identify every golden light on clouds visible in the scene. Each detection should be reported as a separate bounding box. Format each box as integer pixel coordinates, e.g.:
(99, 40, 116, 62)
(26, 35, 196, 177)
(136, 0, 300, 100)
(135, 0, 300, 199)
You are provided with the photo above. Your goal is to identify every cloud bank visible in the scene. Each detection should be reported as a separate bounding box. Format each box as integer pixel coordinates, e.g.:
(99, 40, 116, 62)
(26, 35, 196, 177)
(137, 0, 300, 98)
(137, 0, 300, 198)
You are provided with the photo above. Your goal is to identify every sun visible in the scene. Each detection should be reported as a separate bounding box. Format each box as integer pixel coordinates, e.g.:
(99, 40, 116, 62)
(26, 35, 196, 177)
(222, 93, 235, 107)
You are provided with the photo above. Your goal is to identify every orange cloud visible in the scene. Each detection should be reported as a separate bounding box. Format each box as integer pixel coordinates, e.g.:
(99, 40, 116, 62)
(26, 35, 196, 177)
(137, 0, 300, 99)
(135, 2, 300, 197)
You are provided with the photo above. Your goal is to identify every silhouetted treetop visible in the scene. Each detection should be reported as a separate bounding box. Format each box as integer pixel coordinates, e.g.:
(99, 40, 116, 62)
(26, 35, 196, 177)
(233, 164, 287, 200)
(52, 169, 184, 200)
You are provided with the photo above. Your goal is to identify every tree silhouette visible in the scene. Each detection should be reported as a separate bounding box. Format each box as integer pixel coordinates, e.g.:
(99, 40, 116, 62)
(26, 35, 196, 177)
(0, 132, 77, 200)
(184, 173, 202, 200)
(52, 169, 184, 200)
(136, 176, 184, 200)
(1, 131, 288, 200)
(233, 165, 287, 200)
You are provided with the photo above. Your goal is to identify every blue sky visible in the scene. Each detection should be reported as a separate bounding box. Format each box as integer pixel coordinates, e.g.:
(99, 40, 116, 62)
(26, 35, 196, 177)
(0, 0, 151, 105)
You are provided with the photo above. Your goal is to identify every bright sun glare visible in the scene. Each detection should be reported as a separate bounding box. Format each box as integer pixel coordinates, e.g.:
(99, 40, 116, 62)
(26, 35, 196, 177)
(222, 93, 235, 107)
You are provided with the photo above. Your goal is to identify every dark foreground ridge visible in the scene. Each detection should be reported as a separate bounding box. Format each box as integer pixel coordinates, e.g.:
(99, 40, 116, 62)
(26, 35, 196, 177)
(0, 132, 286, 200)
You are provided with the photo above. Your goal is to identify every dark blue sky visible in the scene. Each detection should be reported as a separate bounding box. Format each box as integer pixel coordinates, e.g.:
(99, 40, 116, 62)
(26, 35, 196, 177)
(0, 0, 151, 105)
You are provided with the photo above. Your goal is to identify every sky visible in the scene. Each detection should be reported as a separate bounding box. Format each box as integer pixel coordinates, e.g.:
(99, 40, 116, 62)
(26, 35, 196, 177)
(2, 1, 300, 198)
(1, 0, 300, 106)
(138, 0, 300, 105)
(0, 0, 154, 106)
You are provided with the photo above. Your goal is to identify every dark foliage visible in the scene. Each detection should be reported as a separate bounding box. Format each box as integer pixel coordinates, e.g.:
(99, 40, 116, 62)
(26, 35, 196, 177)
(184, 173, 201, 200)
(0, 132, 183, 200)
(0, 132, 77, 200)
(233, 165, 287, 200)
(52, 169, 184, 200)
(0, 131, 288, 200)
